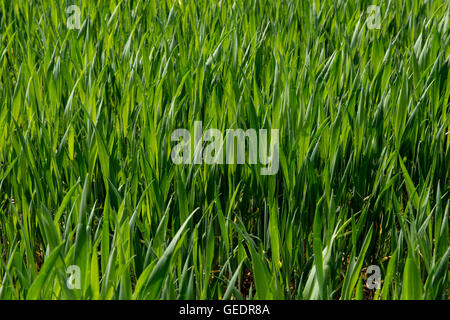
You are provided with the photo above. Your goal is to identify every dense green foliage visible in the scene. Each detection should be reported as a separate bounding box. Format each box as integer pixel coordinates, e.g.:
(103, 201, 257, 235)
(0, 0, 449, 300)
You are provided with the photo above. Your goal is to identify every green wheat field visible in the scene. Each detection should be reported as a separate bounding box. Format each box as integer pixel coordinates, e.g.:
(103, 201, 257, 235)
(0, 0, 449, 300)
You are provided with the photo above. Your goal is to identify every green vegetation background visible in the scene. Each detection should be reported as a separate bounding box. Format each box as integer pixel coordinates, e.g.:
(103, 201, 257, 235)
(0, 0, 449, 299)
